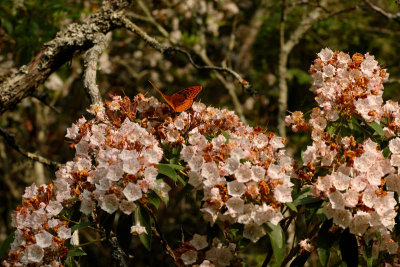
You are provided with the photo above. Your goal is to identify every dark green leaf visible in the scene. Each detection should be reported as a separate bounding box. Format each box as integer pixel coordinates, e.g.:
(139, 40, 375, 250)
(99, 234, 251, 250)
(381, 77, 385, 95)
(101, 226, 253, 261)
(221, 130, 231, 143)
(67, 247, 87, 257)
(134, 206, 152, 251)
(157, 163, 186, 185)
(147, 192, 161, 209)
(367, 121, 384, 137)
(285, 202, 298, 212)
(265, 222, 285, 267)
(0, 232, 14, 258)
(316, 219, 340, 266)
(71, 221, 93, 233)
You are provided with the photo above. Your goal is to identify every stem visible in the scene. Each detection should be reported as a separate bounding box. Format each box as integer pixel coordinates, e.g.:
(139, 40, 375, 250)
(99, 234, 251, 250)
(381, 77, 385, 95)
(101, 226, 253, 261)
(143, 204, 178, 264)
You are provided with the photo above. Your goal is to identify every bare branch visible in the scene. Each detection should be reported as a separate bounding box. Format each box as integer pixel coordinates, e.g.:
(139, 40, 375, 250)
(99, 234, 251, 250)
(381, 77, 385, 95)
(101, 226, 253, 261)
(143, 204, 178, 264)
(109, 231, 129, 267)
(385, 78, 400, 85)
(363, 0, 400, 23)
(120, 16, 253, 94)
(0, 0, 131, 114)
(83, 33, 110, 105)
(32, 91, 61, 114)
(0, 127, 61, 168)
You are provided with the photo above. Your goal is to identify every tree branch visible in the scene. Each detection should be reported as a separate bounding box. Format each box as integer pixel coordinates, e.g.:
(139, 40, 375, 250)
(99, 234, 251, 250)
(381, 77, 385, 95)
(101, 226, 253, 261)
(143, 204, 178, 264)
(363, 0, 400, 23)
(0, 127, 61, 168)
(0, 0, 131, 114)
(83, 33, 110, 105)
(120, 16, 253, 94)
(109, 231, 129, 267)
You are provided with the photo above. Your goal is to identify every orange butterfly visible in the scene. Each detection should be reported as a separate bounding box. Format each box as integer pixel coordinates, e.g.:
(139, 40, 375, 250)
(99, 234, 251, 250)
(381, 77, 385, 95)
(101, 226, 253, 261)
(148, 80, 202, 112)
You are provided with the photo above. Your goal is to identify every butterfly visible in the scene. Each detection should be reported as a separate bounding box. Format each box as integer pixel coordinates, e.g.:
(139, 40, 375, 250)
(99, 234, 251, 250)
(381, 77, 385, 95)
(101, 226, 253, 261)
(148, 80, 202, 112)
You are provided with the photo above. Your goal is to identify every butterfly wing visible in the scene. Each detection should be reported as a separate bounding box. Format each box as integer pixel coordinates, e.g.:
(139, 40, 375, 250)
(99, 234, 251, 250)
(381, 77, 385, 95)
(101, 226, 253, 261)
(170, 86, 202, 112)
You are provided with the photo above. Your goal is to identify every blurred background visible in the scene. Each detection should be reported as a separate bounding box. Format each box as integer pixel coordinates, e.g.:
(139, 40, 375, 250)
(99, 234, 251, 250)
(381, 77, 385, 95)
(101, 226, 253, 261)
(0, 0, 399, 265)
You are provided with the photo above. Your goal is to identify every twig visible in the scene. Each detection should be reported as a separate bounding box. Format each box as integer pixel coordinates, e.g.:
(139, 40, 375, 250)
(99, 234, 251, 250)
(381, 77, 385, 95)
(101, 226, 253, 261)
(32, 91, 61, 114)
(109, 231, 129, 267)
(0, 127, 61, 168)
(363, 0, 400, 23)
(120, 16, 253, 94)
(385, 78, 400, 85)
(83, 33, 109, 105)
(143, 204, 178, 264)
(280, 222, 321, 266)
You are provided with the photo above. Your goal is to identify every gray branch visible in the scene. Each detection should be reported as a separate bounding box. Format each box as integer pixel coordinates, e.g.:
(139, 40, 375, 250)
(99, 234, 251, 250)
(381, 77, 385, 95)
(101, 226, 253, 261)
(364, 0, 400, 23)
(83, 33, 110, 105)
(0, 0, 131, 114)
(0, 127, 61, 168)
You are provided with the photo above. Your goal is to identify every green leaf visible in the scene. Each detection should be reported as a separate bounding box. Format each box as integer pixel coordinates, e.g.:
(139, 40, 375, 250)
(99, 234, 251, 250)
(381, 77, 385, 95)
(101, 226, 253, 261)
(67, 247, 87, 257)
(147, 192, 161, 209)
(157, 163, 184, 171)
(265, 222, 285, 267)
(71, 221, 93, 233)
(285, 202, 298, 212)
(221, 130, 231, 143)
(292, 188, 321, 206)
(157, 163, 186, 185)
(367, 121, 384, 137)
(134, 206, 152, 251)
(316, 219, 338, 267)
(0, 232, 15, 258)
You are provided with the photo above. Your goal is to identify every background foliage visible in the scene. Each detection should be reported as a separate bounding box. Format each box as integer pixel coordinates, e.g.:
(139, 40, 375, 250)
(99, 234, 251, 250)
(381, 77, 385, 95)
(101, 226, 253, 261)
(0, 0, 399, 266)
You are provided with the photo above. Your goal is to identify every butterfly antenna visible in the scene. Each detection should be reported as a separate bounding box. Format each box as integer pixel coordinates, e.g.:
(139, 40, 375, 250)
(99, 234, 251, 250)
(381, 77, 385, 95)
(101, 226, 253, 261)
(148, 80, 165, 97)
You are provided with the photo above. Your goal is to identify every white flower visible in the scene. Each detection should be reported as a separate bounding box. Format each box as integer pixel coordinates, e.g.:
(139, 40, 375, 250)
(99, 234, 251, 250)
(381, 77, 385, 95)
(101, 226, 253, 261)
(119, 200, 137, 215)
(318, 48, 333, 62)
(58, 226, 71, 239)
(181, 250, 197, 265)
(190, 234, 208, 250)
(243, 223, 266, 243)
(234, 163, 253, 183)
(101, 194, 120, 214)
(201, 162, 220, 180)
(131, 221, 147, 235)
(223, 158, 239, 175)
(389, 138, 400, 154)
(46, 200, 63, 216)
(225, 197, 244, 214)
(188, 171, 203, 187)
(123, 183, 143, 202)
(35, 231, 53, 248)
(251, 166, 265, 182)
(273, 185, 292, 203)
(188, 155, 204, 171)
(26, 244, 44, 263)
(227, 180, 245, 197)
(332, 172, 350, 191)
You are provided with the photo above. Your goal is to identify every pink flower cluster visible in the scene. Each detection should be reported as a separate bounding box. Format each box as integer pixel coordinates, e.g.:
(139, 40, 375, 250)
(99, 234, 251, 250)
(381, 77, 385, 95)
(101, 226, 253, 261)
(175, 234, 240, 266)
(291, 109, 399, 254)
(54, 95, 170, 217)
(128, 94, 295, 243)
(309, 48, 388, 122)
(2, 184, 70, 266)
